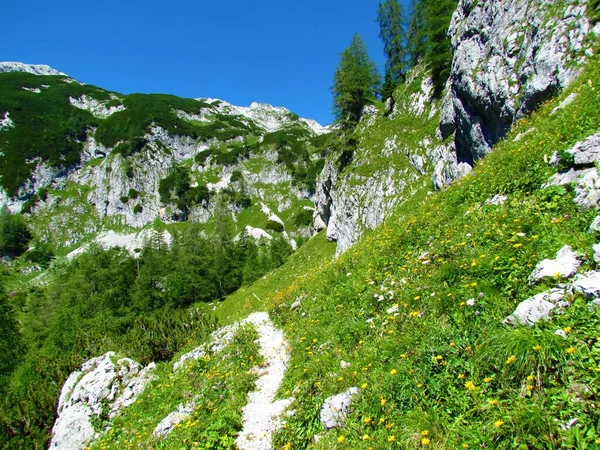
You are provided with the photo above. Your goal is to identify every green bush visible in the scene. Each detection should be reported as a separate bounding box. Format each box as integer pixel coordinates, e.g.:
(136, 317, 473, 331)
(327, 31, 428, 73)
(133, 204, 143, 214)
(0, 209, 31, 257)
(266, 220, 284, 232)
(293, 209, 314, 227)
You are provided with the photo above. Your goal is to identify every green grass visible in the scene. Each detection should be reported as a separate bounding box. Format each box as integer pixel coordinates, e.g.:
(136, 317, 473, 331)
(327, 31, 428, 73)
(251, 55, 600, 448)
(91, 324, 262, 450)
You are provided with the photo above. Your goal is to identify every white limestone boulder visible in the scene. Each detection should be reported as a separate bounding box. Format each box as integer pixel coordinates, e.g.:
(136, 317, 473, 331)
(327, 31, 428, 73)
(529, 245, 581, 283)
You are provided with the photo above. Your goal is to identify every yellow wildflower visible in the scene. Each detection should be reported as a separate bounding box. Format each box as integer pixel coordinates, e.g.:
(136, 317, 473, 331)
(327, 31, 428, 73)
(381, 398, 387, 407)
(337, 436, 345, 443)
(566, 346, 576, 354)
(464, 381, 476, 391)
(564, 327, 572, 333)
(362, 434, 370, 441)
(494, 420, 504, 428)
(390, 369, 398, 375)
(484, 377, 493, 383)
(421, 437, 431, 446)
(489, 399, 498, 406)
(506, 355, 516, 365)
(421, 430, 429, 436)
(533, 344, 541, 351)
(364, 417, 373, 425)
(388, 435, 396, 442)
(361, 383, 368, 389)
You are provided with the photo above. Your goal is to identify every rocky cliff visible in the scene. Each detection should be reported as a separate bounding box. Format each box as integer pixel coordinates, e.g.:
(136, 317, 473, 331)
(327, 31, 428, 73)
(440, 0, 599, 163)
(315, 0, 600, 256)
(0, 67, 328, 252)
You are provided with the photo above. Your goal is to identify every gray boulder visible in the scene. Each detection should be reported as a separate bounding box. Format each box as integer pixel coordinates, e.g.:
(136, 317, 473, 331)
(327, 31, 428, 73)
(49, 352, 155, 449)
(529, 245, 581, 283)
(504, 289, 566, 326)
(320, 387, 359, 429)
(572, 271, 600, 299)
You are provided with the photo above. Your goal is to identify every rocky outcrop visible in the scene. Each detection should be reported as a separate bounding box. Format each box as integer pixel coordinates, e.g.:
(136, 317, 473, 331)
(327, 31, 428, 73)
(440, 0, 598, 168)
(529, 245, 582, 283)
(49, 352, 155, 450)
(0, 61, 67, 76)
(319, 387, 359, 429)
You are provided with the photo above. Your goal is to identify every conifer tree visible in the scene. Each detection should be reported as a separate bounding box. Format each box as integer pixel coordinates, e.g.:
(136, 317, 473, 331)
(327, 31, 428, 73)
(331, 34, 380, 127)
(377, 0, 408, 101)
(405, 0, 457, 96)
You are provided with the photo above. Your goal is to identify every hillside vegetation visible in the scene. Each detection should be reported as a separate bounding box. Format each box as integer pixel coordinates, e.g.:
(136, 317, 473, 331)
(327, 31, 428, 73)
(70, 43, 600, 450)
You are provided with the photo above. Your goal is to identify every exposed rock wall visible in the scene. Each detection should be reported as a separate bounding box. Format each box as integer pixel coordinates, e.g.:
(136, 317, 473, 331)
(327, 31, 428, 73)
(440, 0, 599, 165)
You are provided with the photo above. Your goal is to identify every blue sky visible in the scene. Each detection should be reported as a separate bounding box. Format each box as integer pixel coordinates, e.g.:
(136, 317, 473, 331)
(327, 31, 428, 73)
(3, 0, 410, 125)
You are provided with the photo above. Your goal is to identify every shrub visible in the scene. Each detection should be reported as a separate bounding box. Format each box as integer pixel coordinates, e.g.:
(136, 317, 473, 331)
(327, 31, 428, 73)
(133, 204, 143, 214)
(266, 220, 284, 232)
(294, 209, 314, 227)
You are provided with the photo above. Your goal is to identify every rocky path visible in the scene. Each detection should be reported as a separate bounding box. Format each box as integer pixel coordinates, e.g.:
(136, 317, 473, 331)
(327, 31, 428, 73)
(235, 312, 293, 450)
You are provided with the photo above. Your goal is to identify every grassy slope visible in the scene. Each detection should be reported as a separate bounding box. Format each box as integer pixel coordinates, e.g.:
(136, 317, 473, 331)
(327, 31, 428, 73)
(209, 56, 599, 448)
(87, 55, 600, 448)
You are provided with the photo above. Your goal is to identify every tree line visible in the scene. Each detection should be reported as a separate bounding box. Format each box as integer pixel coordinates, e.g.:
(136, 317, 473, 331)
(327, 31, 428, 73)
(332, 0, 458, 127)
(0, 211, 293, 448)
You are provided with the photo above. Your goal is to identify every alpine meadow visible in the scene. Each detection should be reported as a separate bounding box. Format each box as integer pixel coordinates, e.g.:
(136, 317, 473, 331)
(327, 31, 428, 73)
(2, 1, 600, 449)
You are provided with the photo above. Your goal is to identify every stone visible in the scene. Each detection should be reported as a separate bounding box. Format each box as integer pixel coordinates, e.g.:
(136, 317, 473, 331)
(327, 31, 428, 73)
(572, 271, 600, 299)
(49, 352, 155, 449)
(153, 402, 196, 437)
(503, 289, 566, 326)
(589, 216, 600, 233)
(555, 329, 568, 338)
(340, 360, 351, 369)
(320, 387, 359, 429)
(551, 93, 579, 115)
(485, 194, 508, 206)
(560, 132, 600, 166)
(441, 0, 594, 165)
(529, 245, 581, 283)
(593, 243, 600, 263)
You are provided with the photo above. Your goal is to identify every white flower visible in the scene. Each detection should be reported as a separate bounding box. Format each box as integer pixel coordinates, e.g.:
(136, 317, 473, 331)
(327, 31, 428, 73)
(466, 298, 476, 306)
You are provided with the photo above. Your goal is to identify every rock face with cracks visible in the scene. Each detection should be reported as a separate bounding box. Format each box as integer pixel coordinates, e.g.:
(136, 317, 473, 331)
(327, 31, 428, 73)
(440, 0, 598, 166)
(49, 352, 156, 450)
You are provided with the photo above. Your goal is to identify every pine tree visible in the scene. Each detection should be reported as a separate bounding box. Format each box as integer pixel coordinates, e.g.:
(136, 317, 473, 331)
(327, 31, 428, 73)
(407, 0, 426, 66)
(331, 34, 380, 127)
(422, 0, 457, 96)
(405, 0, 457, 97)
(0, 285, 24, 392)
(377, 0, 408, 100)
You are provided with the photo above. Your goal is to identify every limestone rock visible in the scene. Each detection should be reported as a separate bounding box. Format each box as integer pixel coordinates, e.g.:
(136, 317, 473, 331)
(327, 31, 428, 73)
(0, 61, 67, 76)
(572, 271, 600, 299)
(593, 243, 600, 263)
(589, 216, 600, 233)
(529, 245, 581, 283)
(153, 402, 196, 437)
(504, 289, 566, 326)
(441, 0, 595, 168)
(485, 194, 508, 206)
(49, 352, 155, 449)
(320, 387, 359, 429)
(560, 132, 600, 166)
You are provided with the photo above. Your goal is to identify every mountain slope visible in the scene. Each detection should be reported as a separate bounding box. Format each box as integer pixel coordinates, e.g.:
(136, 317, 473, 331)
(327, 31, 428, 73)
(70, 52, 600, 449)
(0, 67, 328, 256)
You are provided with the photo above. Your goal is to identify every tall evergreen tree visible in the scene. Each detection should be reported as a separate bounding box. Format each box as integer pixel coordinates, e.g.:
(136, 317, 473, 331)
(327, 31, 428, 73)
(0, 285, 23, 392)
(331, 34, 380, 127)
(377, 0, 408, 100)
(422, 0, 457, 96)
(407, 0, 427, 66)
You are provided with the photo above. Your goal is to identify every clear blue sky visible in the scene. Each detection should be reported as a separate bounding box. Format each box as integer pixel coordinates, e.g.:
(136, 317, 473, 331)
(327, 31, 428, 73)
(3, 0, 410, 125)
